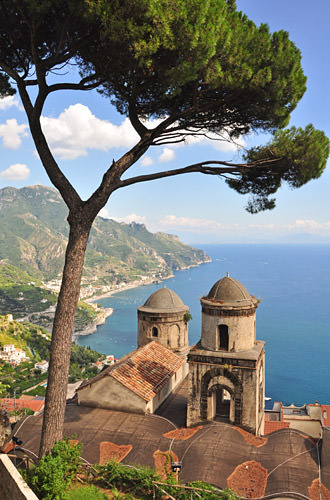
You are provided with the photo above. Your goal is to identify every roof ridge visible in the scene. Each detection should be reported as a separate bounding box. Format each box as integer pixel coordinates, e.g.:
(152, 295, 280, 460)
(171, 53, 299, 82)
(227, 276, 250, 300)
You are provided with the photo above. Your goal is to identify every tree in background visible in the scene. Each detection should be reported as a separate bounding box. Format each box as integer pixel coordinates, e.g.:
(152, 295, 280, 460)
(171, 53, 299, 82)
(0, 0, 328, 456)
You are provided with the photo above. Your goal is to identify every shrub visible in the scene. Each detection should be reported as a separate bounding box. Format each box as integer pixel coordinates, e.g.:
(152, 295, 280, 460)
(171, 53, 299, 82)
(96, 461, 239, 500)
(67, 485, 108, 500)
(24, 437, 82, 500)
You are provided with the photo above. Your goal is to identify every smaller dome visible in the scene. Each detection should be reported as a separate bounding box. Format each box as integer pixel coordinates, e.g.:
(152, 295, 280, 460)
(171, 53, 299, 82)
(204, 273, 255, 308)
(139, 287, 188, 313)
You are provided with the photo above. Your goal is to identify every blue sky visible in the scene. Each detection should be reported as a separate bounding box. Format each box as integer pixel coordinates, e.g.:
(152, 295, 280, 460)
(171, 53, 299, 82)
(0, 0, 329, 244)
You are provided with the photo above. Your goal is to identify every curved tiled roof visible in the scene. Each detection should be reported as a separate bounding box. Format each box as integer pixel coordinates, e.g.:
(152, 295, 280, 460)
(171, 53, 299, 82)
(138, 287, 188, 313)
(204, 273, 256, 307)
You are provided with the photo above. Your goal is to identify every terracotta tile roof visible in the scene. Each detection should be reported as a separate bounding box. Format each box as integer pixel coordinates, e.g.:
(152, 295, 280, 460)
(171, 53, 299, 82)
(264, 421, 290, 435)
(0, 398, 44, 413)
(321, 405, 330, 426)
(78, 341, 184, 402)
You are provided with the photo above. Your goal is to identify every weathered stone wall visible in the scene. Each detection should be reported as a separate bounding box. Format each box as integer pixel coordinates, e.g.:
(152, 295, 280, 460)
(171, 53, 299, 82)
(137, 310, 188, 354)
(187, 345, 264, 435)
(200, 303, 256, 352)
(0, 454, 38, 500)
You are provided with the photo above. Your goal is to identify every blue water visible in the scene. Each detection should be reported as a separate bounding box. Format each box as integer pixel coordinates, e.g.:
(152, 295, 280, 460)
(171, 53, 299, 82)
(77, 244, 330, 406)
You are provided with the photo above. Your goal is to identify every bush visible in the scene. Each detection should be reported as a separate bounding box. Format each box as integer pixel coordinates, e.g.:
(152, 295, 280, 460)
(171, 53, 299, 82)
(24, 437, 82, 500)
(97, 461, 240, 500)
(67, 485, 108, 500)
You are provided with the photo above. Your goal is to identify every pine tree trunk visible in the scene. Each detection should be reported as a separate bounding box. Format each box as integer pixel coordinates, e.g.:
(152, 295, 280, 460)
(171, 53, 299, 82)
(39, 220, 91, 457)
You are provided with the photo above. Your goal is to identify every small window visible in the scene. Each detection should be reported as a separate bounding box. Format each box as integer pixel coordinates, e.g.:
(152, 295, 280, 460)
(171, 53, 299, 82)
(152, 326, 158, 338)
(218, 325, 229, 351)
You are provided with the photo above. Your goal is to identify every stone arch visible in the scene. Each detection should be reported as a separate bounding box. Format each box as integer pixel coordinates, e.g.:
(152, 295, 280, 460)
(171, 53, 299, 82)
(207, 374, 235, 393)
(201, 369, 242, 425)
(207, 383, 234, 422)
(169, 323, 181, 348)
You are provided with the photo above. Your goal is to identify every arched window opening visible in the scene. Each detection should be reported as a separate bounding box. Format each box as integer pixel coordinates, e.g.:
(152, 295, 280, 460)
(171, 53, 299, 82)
(152, 326, 158, 338)
(218, 325, 229, 350)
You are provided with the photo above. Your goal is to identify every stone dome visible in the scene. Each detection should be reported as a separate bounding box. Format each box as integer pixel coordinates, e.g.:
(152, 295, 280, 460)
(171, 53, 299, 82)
(138, 287, 188, 313)
(204, 273, 256, 308)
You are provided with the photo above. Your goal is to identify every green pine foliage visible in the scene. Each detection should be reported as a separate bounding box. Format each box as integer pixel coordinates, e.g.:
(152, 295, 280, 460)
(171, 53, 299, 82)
(89, 0, 306, 133)
(227, 124, 330, 212)
(79, 0, 328, 212)
(1, 2, 327, 216)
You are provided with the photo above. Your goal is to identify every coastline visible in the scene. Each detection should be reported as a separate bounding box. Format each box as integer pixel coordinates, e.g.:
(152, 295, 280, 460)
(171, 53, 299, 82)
(72, 307, 113, 342)
(84, 258, 211, 303)
(74, 257, 211, 340)
(84, 274, 173, 303)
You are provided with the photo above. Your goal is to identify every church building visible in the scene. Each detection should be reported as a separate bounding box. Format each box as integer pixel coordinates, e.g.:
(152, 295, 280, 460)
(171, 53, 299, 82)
(78, 274, 265, 436)
(187, 273, 265, 435)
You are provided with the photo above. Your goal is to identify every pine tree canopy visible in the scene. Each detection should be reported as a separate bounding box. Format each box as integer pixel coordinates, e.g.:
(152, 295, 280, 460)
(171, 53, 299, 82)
(0, 0, 328, 212)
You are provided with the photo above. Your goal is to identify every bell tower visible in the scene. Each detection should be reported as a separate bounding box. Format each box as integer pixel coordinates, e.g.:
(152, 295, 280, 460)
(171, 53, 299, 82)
(187, 273, 265, 435)
(137, 287, 190, 361)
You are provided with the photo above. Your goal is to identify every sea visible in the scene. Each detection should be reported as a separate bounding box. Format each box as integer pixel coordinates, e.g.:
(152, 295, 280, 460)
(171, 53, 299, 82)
(77, 244, 330, 407)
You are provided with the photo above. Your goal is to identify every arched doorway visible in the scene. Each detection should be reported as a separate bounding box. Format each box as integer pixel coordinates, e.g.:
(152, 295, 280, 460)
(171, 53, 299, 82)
(207, 384, 234, 423)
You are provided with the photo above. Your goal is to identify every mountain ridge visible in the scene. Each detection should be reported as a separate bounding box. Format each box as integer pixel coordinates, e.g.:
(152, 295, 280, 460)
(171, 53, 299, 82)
(0, 185, 210, 289)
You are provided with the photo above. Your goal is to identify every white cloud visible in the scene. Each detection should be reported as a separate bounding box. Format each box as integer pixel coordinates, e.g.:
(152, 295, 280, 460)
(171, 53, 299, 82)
(0, 163, 30, 181)
(141, 155, 153, 167)
(38, 104, 246, 161)
(98, 207, 111, 218)
(111, 213, 147, 225)
(181, 129, 246, 153)
(247, 219, 330, 234)
(159, 214, 227, 232)
(0, 96, 20, 110)
(283, 219, 330, 233)
(158, 148, 175, 163)
(98, 208, 147, 225)
(40, 104, 140, 160)
(0, 119, 28, 149)
(159, 215, 330, 236)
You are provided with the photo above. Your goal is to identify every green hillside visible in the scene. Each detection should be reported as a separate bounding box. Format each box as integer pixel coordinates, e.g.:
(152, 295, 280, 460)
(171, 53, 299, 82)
(0, 185, 209, 284)
(0, 315, 103, 396)
(0, 263, 57, 317)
